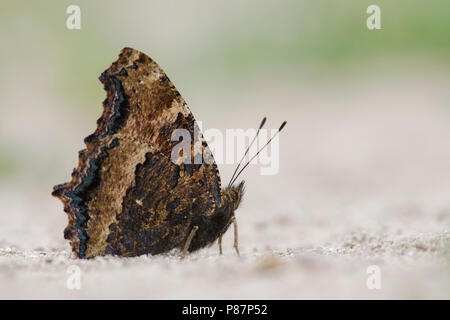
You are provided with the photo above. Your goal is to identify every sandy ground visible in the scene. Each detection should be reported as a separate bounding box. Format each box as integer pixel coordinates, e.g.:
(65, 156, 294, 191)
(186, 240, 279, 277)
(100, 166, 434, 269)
(1, 74, 450, 299)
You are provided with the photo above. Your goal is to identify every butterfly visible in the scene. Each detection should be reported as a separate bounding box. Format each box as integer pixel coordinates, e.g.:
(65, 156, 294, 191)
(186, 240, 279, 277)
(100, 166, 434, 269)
(52, 47, 286, 259)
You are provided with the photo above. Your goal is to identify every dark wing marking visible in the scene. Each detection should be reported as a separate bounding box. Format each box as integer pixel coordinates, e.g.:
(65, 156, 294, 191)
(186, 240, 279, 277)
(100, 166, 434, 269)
(104, 150, 215, 257)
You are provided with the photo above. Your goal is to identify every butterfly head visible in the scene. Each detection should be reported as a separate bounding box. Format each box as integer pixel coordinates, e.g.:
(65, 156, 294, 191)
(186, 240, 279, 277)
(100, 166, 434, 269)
(224, 181, 245, 211)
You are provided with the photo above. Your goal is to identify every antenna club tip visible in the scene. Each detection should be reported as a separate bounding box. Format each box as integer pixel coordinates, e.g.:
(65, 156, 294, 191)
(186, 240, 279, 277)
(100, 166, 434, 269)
(259, 117, 267, 129)
(279, 121, 287, 131)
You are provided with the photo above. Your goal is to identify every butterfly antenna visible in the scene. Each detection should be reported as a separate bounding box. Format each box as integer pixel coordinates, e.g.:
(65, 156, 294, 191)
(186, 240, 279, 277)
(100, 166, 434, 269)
(229, 121, 287, 186)
(228, 117, 267, 187)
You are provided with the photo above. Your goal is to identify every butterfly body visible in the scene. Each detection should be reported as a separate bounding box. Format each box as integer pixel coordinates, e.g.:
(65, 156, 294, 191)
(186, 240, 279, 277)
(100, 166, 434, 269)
(187, 183, 244, 252)
(52, 47, 243, 258)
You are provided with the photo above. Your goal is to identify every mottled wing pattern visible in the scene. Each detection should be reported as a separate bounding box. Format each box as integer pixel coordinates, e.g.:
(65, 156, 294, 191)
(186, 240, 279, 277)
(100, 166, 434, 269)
(105, 150, 216, 257)
(52, 47, 222, 258)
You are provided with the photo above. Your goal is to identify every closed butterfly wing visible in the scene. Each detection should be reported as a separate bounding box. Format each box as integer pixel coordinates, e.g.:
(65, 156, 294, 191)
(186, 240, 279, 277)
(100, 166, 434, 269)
(52, 48, 222, 258)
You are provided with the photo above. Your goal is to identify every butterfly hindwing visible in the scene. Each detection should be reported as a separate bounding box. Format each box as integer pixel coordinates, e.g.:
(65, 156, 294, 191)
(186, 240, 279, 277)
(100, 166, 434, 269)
(104, 148, 216, 257)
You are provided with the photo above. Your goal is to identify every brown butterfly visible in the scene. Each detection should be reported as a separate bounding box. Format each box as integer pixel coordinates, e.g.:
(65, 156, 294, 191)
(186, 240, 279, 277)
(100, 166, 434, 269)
(52, 47, 286, 259)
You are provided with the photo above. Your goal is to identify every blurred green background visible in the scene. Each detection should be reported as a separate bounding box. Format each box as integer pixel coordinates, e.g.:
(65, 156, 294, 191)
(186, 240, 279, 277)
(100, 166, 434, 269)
(1, 0, 450, 183)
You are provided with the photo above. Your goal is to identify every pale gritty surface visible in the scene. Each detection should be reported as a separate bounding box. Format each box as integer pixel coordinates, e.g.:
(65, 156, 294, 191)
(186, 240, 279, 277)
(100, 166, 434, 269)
(1, 74, 450, 299)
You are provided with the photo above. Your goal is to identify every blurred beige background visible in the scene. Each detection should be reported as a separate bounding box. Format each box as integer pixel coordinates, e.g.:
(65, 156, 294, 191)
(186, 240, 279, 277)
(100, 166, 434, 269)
(0, 0, 449, 299)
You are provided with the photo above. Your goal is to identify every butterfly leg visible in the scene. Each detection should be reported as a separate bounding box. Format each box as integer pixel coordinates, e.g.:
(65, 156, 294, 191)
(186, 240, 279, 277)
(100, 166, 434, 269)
(217, 217, 234, 255)
(217, 216, 240, 256)
(232, 216, 240, 257)
(180, 225, 199, 260)
(218, 235, 223, 255)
